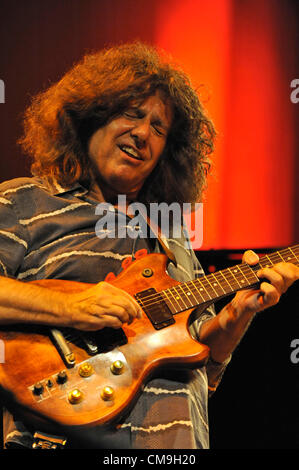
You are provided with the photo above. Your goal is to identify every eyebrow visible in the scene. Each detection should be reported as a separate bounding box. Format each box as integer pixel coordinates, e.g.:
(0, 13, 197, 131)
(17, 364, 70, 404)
(136, 106, 170, 132)
(124, 100, 172, 134)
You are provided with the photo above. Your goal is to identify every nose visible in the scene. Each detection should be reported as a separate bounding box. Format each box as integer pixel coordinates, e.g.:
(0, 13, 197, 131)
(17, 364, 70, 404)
(130, 119, 150, 148)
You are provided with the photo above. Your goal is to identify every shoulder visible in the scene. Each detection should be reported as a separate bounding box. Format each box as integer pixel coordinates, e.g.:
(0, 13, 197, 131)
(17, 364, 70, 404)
(0, 177, 55, 219)
(0, 176, 48, 195)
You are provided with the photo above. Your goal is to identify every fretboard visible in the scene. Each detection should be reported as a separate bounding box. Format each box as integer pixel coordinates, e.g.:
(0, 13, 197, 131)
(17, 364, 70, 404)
(161, 245, 299, 314)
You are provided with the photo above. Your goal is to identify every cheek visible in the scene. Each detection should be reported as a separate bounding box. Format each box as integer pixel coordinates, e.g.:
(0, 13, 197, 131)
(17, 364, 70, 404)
(151, 141, 166, 166)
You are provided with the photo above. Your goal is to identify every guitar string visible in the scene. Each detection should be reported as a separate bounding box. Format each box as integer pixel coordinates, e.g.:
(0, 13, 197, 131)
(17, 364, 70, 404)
(65, 249, 298, 352)
(137, 258, 299, 312)
(137, 251, 299, 311)
(134, 247, 299, 312)
(137, 247, 299, 307)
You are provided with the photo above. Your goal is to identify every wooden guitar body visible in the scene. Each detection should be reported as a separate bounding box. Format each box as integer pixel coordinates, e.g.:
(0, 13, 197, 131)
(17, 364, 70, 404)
(0, 253, 210, 432)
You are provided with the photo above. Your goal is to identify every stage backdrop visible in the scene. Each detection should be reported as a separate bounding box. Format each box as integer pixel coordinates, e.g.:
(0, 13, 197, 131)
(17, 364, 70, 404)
(0, 0, 298, 451)
(0, 0, 298, 250)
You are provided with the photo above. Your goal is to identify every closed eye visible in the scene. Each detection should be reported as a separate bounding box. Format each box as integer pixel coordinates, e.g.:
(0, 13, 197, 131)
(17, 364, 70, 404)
(123, 108, 168, 137)
(152, 124, 165, 136)
(123, 108, 143, 119)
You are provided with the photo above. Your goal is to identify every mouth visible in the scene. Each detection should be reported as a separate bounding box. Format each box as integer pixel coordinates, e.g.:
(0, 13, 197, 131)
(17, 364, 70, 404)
(118, 144, 143, 161)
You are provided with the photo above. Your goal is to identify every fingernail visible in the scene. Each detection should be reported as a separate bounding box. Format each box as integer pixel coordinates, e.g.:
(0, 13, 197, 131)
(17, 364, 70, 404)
(248, 251, 258, 263)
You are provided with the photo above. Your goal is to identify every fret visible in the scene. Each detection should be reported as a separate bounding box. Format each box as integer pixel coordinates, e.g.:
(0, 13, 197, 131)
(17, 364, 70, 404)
(202, 274, 222, 297)
(167, 287, 184, 311)
(193, 278, 212, 302)
(276, 251, 286, 263)
(217, 269, 235, 294)
(259, 253, 280, 268)
(220, 267, 241, 291)
(289, 247, 299, 263)
(191, 279, 206, 302)
(226, 267, 243, 289)
(173, 285, 190, 310)
(158, 244, 298, 316)
(186, 283, 200, 304)
(238, 263, 260, 285)
(235, 265, 251, 287)
(266, 252, 281, 265)
(265, 254, 274, 266)
(210, 272, 226, 294)
(180, 283, 198, 306)
(204, 272, 227, 297)
(161, 288, 178, 314)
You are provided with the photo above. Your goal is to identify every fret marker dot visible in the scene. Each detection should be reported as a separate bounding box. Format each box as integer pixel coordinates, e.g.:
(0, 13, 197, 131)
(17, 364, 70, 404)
(200, 288, 203, 291)
(213, 283, 217, 286)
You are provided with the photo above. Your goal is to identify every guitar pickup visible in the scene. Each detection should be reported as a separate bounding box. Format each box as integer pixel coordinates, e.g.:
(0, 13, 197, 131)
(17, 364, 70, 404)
(135, 288, 175, 330)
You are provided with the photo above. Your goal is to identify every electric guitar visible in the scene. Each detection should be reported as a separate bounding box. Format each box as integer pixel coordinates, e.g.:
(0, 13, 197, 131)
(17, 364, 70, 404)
(0, 246, 298, 434)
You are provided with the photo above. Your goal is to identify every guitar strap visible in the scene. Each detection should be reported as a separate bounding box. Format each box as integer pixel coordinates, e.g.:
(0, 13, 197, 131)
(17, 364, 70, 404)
(135, 205, 177, 266)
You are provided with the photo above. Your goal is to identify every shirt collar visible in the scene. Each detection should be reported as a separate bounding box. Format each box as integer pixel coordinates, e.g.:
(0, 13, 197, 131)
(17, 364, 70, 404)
(42, 177, 89, 196)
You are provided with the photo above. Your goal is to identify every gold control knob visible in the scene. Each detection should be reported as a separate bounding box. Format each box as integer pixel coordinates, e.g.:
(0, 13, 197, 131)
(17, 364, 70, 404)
(68, 389, 84, 404)
(78, 362, 94, 377)
(110, 360, 124, 375)
(101, 386, 115, 401)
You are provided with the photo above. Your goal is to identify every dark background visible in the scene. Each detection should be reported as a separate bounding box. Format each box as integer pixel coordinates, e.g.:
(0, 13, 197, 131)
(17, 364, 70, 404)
(0, 0, 298, 450)
(199, 249, 299, 449)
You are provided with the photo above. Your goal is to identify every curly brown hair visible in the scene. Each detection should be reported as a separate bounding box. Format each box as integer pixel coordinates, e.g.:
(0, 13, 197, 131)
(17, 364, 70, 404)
(18, 42, 216, 205)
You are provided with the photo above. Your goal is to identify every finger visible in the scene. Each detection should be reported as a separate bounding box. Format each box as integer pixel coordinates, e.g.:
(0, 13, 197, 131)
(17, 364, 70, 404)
(92, 304, 131, 324)
(242, 250, 259, 265)
(70, 313, 119, 331)
(259, 281, 280, 307)
(256, 267, 285, 294)
(104, 315, 124, 329)
(115, 289, 143, 318)
(108, 296, 141, 322)
(269, 262, 299, 289)
(98, 282, 142, 318)
(115, 295, 142, 320)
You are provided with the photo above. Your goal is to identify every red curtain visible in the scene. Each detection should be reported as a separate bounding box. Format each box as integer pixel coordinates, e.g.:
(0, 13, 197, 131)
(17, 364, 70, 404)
(155, 0, 297, 249)
(1, 0, 297, 250)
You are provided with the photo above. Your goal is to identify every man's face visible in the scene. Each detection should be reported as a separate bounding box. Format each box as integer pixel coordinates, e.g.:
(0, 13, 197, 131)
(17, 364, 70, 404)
(87, 90, 173, 201)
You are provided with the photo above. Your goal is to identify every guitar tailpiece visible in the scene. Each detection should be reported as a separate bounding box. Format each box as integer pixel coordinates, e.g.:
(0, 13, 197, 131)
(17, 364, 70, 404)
(32, 431, 67, 449)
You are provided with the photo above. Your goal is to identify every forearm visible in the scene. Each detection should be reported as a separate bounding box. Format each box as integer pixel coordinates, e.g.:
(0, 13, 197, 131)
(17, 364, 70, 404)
(0, 276, 68, 326)
(199, 299, 257, 364)
(201, 249, 299, 364)
(0, 275, 142, 331)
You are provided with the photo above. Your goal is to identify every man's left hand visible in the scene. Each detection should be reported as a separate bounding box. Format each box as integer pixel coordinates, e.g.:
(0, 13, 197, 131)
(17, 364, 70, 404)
(231, 250, 299, 316)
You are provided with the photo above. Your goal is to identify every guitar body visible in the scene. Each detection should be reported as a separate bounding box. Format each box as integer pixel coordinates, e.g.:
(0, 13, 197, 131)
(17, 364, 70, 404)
(0, 253, 210, 432)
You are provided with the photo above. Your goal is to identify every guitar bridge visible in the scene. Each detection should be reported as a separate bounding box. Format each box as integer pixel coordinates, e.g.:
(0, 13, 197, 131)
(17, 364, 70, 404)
(135, 288, 175, 330)
(53, 327, 128, 357)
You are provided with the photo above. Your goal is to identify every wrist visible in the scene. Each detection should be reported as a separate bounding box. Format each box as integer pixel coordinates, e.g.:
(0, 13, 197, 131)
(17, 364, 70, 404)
(219, 300, 256, 332)
(49, 290, 75, 327)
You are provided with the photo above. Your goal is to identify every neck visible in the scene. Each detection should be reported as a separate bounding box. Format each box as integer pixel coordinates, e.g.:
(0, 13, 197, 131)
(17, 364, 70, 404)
(88, 179, 140, 205)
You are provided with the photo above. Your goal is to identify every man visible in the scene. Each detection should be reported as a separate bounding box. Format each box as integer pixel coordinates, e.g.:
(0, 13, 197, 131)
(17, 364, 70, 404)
(0, 42, 298, 449)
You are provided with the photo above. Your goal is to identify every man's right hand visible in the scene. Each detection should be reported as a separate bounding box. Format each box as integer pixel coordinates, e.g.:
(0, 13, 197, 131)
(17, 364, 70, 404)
(64, 282, 142, 331)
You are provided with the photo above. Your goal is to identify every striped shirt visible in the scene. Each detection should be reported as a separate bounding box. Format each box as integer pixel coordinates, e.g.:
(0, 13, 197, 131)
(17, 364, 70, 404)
(0, 176, 229, 449)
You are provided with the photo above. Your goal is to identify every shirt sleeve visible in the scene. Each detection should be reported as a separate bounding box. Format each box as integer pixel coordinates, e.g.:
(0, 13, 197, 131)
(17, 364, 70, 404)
(188, 247, 231, 396)
(0, 193, 28, 277)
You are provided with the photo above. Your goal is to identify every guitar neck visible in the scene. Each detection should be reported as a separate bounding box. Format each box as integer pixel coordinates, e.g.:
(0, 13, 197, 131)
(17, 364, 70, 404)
(161, 245, 299, 314)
